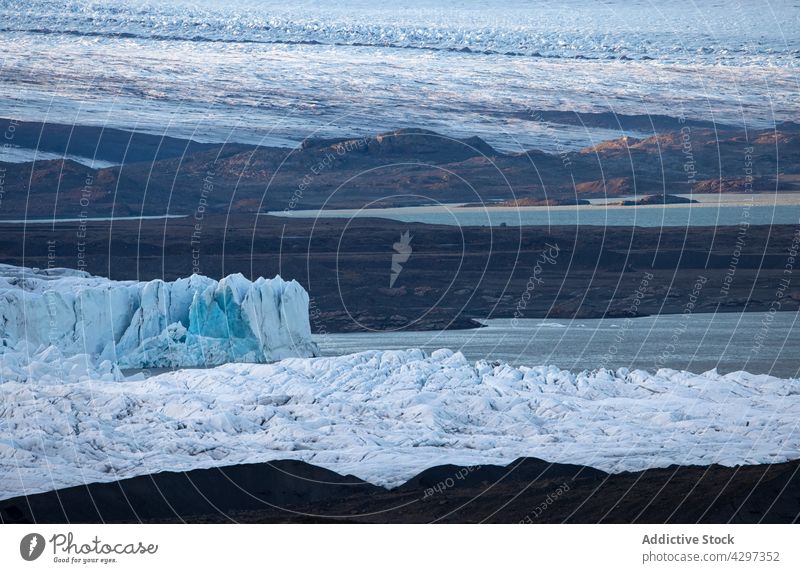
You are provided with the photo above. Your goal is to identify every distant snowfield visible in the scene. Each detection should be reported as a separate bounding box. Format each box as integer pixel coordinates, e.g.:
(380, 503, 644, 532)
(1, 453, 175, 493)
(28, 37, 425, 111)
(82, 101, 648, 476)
(1, 347, 799, 500)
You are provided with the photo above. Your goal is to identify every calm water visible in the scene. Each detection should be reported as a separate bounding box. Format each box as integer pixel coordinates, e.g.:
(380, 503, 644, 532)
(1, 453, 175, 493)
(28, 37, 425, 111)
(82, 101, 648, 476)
(0, 215, 186, 224)
(272, 195, 800, 228)
(0, 145, 117, 167)
(317, 312, 800, 377)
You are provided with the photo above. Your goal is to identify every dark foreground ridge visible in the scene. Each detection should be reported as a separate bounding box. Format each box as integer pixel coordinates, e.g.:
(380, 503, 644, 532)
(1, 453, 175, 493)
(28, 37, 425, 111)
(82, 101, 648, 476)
(2, 458, 798, 524)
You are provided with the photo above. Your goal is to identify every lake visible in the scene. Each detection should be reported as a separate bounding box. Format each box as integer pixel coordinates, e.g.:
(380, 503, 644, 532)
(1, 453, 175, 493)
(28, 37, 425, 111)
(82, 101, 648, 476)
(272, 194, 800, 228)
(317, 312, 800, 377)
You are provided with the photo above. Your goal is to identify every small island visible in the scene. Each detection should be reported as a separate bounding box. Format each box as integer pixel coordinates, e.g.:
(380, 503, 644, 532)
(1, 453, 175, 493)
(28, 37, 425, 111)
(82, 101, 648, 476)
(609, 194, 699, 206)
(460, 197, 592, 208)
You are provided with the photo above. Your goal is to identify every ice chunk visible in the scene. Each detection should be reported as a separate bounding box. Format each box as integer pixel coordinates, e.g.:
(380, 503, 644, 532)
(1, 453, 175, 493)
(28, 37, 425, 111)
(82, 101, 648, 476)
(0, 264, 318, 369)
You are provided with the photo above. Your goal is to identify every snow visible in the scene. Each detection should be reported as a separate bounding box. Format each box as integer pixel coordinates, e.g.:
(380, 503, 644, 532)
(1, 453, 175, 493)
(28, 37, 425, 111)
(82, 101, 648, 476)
(4, 1, 794, 66)
(0, 264, 319, 370)
(3, 2, 797, 155)
(1, 347, 798, 500)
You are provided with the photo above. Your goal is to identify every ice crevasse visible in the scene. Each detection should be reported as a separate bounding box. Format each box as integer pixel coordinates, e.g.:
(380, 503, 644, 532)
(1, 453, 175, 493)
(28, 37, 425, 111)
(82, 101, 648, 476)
(0, 264, 319, 370)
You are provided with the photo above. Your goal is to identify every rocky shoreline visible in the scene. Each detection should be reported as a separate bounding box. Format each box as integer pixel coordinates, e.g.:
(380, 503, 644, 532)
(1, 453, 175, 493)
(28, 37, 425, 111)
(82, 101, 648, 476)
(1, 119, 799, 219)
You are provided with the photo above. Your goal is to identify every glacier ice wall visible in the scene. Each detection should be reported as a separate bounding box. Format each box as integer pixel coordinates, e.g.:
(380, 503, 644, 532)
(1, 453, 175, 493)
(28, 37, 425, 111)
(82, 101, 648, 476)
(0, 264, 319, 369)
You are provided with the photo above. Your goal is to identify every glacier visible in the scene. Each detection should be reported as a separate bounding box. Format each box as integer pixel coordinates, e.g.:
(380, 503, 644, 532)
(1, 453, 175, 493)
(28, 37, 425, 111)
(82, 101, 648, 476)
(1, 263, 799, 502)
(1, 347, 799, 500)
(0, 264, 319, 370)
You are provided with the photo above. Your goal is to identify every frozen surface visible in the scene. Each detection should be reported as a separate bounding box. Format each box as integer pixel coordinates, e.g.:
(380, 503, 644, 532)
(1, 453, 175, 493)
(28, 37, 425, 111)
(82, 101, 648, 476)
(1, 1, 796, 152)
(1, 348, 799, 499)
(3, 0, 794, 65)
(0, 264, 319, 369)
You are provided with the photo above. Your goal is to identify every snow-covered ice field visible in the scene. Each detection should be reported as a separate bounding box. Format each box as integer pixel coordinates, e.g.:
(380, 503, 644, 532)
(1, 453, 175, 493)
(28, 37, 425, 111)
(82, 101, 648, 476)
(1, 263, 799, 500)
(1, 1, 795, 152)
(2, 347, 799, 500)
